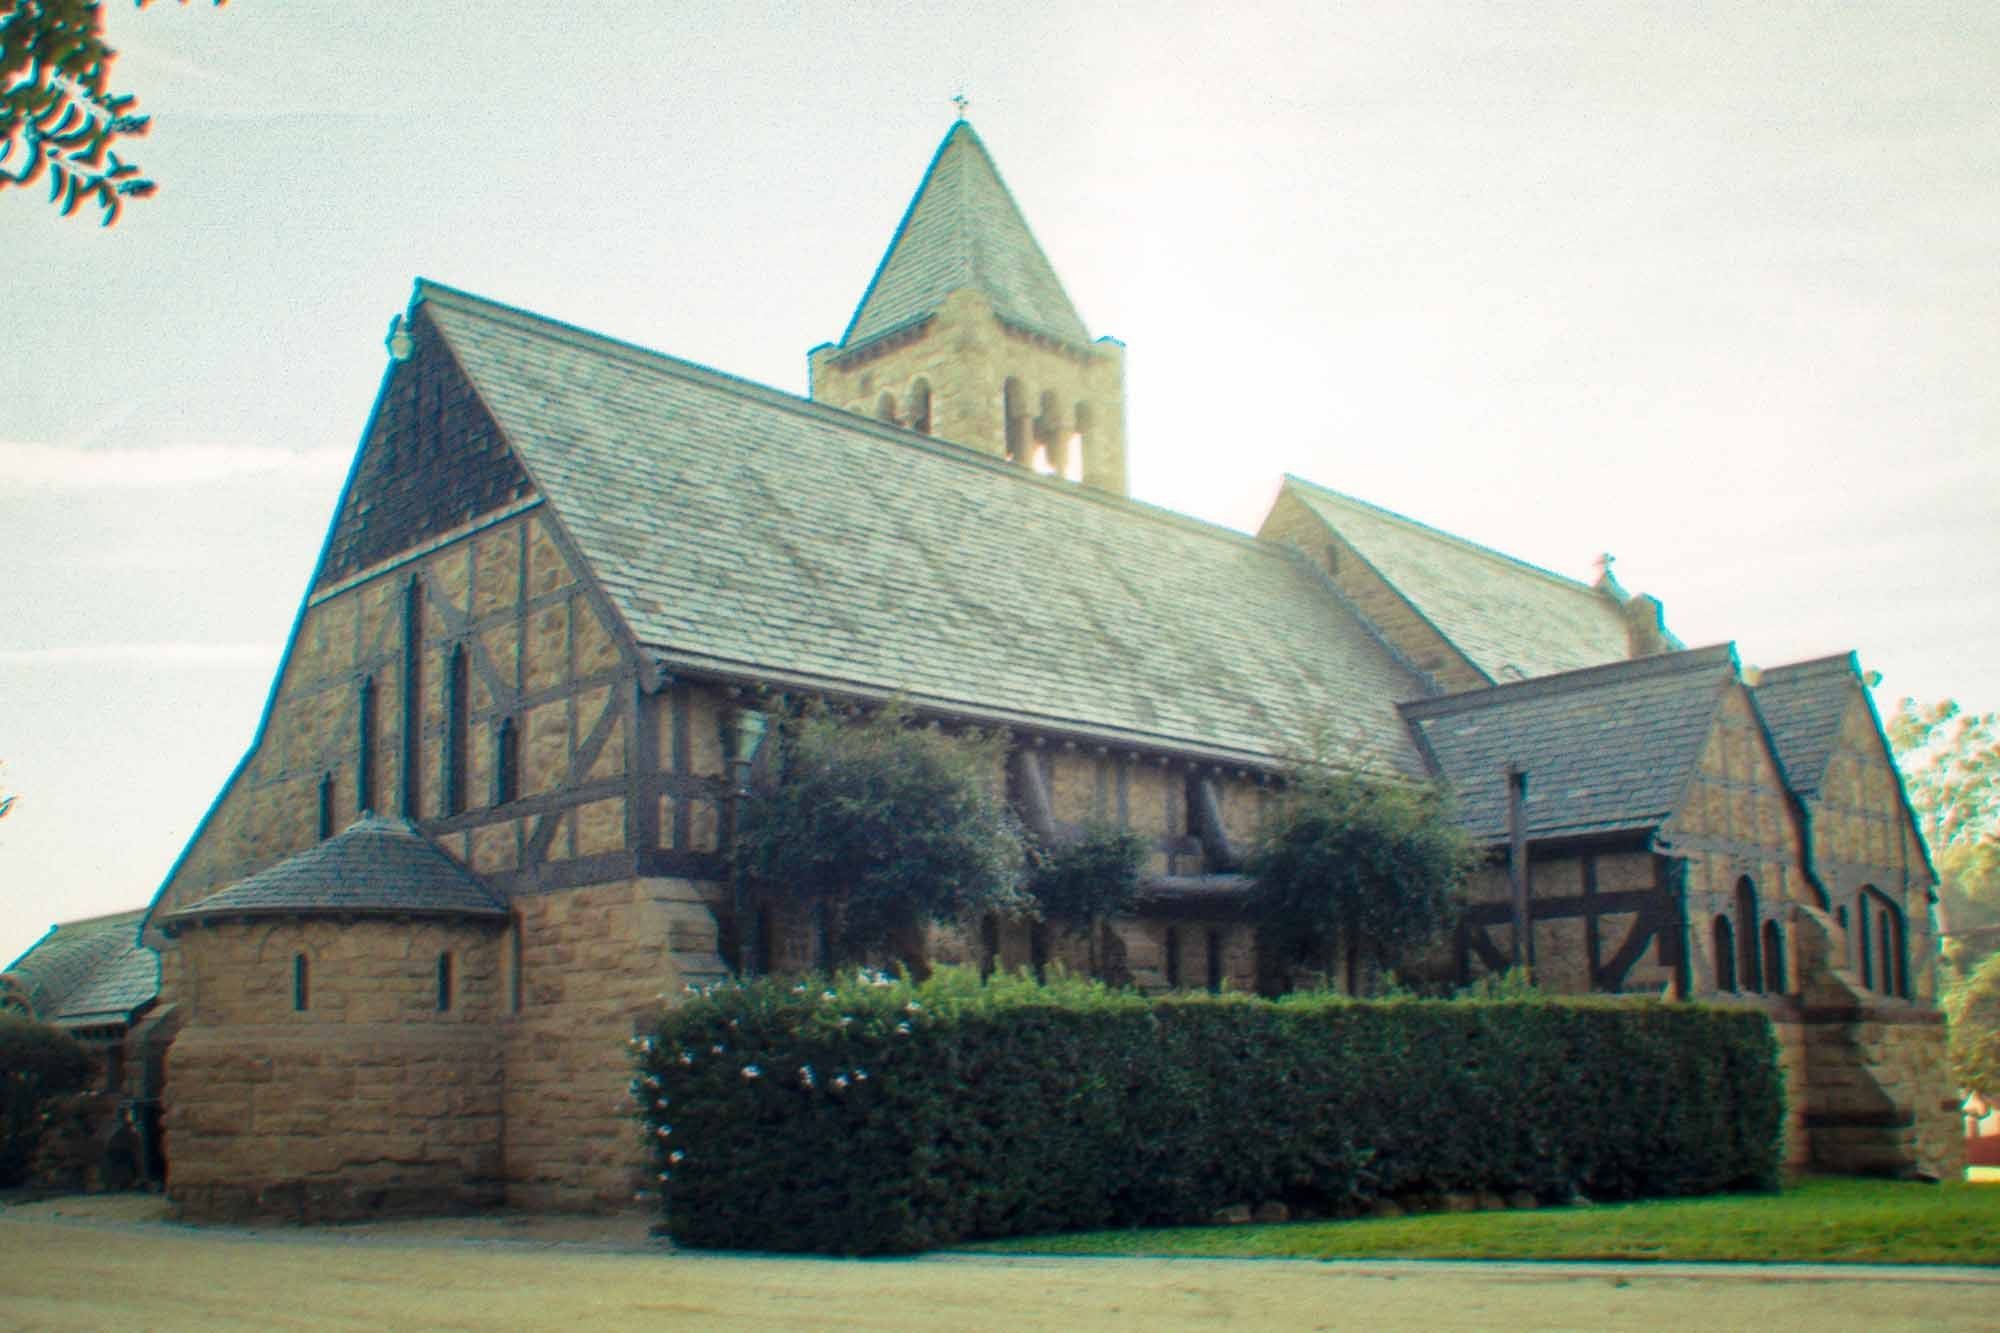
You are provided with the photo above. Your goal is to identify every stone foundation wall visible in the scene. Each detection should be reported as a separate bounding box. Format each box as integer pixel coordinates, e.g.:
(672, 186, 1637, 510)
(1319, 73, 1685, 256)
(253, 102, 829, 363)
(1774, 1005, 1964, 1179)
(502, 876, 728, 1211)
(165, 1024, 503, 1221)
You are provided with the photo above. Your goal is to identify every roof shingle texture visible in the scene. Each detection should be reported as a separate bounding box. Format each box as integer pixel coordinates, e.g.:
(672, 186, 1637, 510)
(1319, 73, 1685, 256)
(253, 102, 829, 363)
(422, 285, 1430, 774)
(2, 910, 158, 1027)
(1403, 645, 1738, 844)
(839, 122, 1092, 350)
(1751, 654, 1858, 797)
(167, 815, 506, 922)
(1286, 479, 1633, 683)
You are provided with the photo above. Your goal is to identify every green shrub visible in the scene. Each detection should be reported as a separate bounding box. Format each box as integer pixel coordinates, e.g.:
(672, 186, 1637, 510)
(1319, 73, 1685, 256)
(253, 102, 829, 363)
(634, 969, 1782, 1254)
(0, 1013, 96, 1187)
(738, 704, 1029, 964)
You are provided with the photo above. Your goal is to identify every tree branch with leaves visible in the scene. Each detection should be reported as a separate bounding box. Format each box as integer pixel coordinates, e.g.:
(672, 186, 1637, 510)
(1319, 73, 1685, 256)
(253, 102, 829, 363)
(1, 0, 223, 225)
(1247, 766, 1476, 995)
(1889, 697, 2000, 978)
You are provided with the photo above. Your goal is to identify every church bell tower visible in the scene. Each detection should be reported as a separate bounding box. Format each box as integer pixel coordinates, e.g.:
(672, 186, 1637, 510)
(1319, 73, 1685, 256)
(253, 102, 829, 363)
(808, 121, 1128, 496)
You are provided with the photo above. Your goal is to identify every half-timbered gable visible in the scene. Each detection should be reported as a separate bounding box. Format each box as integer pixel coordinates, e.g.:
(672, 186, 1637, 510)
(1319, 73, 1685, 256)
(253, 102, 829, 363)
(1402, 644, 1745, 998)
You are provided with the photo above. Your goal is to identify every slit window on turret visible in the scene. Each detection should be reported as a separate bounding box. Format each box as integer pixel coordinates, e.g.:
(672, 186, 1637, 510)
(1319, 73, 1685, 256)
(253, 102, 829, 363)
(317, 772, 335, 840)
(437, 952, 453, 1011)
(293, 954, 310, 1012)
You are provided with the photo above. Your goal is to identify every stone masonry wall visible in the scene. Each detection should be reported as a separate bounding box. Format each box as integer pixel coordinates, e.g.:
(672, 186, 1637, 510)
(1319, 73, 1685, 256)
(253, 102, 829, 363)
(503, 877, 729, 1211)
(810, 288, 1128, 495)
(166, 920, 504, 1221)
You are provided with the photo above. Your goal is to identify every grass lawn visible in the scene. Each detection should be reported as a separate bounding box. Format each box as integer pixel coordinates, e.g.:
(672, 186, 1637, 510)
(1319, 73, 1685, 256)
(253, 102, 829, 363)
(967, 1177, 2000, 1266)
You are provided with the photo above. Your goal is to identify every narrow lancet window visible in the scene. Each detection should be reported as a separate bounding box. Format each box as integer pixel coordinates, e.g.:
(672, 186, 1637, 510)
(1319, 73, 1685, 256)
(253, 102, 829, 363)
(909, 379, 932, 435)
(401, 578, 423, 817)
(1003, 377, 1027, 464)
(495, 716, 520, 805)
(446, 645, 470, 815)
(317, 772, 335, 840)
(875, 391, 898, 425)
(437, 952, 453, 1011)
(357, 676, 377, 813)
(1713, 917, 1736, 992)
(293, 954, 310, 1012)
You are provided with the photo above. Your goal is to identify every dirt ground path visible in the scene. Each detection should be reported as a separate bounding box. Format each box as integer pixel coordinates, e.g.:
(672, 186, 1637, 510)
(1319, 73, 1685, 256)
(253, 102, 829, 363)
(4, 1197, 1997, 1331)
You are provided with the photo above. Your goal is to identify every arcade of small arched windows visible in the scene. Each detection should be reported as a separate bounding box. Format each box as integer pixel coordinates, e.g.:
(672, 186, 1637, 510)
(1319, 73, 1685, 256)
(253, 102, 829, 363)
(859, 378, 936, 436)
(1851, 885, 1910, 1000)
(1712, 874, 1787, 997)
(1002, 377, 1090, 482)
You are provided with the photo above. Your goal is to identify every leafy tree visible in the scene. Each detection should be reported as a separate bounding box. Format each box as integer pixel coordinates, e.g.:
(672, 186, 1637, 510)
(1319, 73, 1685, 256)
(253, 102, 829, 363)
(738, 703, 1030, 968)
(1247, 766, 1476, 995)
(1025, 822, 1146, 977)
(1, 1, 222, 225)
(0, 1013, 95, 1186)
(1888, 697, 2000, 978)
(1946, 951, 2000, 1101)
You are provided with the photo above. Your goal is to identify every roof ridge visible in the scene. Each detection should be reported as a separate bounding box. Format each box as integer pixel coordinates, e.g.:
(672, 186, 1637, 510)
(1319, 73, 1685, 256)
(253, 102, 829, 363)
(417, 278, 1290, 560)
(1400, 642, 1739, 719)
(1755, 651, 1860, 683)
(1283, 474, 1606, 596)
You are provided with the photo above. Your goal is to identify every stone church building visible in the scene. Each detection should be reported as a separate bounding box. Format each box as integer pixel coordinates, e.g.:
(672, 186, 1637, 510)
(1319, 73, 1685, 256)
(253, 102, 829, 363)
(6, 121, 1961, 1216)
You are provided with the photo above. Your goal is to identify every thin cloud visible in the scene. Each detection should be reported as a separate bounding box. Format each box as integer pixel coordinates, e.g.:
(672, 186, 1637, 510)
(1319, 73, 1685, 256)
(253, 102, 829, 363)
(0, 642, 281, 667)
(0, 442, 348, 490)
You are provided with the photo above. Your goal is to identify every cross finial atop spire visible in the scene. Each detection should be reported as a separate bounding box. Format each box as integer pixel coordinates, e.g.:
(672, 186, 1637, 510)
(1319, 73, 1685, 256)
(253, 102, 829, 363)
(952, 91, 969, 121)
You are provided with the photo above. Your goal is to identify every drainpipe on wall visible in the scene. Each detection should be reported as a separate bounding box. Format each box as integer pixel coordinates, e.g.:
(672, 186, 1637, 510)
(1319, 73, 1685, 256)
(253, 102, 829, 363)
(725, 707, 770, 975)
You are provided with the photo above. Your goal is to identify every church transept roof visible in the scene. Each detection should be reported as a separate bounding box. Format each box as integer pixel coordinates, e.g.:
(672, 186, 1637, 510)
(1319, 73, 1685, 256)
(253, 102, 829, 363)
(1403, 643, 1740, 844)
(1279, 477, 1636, 683)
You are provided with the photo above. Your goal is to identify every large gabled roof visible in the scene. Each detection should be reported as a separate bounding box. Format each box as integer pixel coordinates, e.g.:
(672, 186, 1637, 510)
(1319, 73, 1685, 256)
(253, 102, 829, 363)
(1280, 478, 1637, 683)
(1402, 644, 1739, 844)
(1751, 653, 1861, 798)
(419, 282, 1430, 774)
(837, 121, 1092, 351)
(2, 909, 158, 1029)
(164, 815, 506, 926)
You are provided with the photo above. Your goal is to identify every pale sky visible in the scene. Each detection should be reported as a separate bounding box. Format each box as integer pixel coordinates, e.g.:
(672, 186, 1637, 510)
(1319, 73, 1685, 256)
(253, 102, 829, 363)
(3, 1, 1996, 968)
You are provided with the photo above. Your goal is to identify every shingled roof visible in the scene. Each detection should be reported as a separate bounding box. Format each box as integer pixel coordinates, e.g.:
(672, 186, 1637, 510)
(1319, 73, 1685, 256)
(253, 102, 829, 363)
(2, 910, 158, 1029)
(1751, 653, 1859, 797)
(1402, 644, 1739, 844)
(164, 815, 506, 926)
(837, 121, 1092, 351)
(420, 283, 1430, 774)
(1281, 478, 1635, 683)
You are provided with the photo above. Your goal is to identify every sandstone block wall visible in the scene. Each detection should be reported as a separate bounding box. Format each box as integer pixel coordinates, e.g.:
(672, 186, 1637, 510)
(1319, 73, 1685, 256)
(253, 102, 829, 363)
(810, 288, 1128, 494)
(503, 876, 728, 1211)
(167, 1024, 503, 1221)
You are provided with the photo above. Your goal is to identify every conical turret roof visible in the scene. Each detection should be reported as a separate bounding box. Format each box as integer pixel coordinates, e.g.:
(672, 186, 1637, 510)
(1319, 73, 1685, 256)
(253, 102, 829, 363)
(839, 121, 1091, 350)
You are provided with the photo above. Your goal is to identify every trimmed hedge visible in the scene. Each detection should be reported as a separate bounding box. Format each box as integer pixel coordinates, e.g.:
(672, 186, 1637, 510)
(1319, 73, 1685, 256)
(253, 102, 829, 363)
(1, 1013, 96, 1187)
(634, 968, 1782, 1254)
